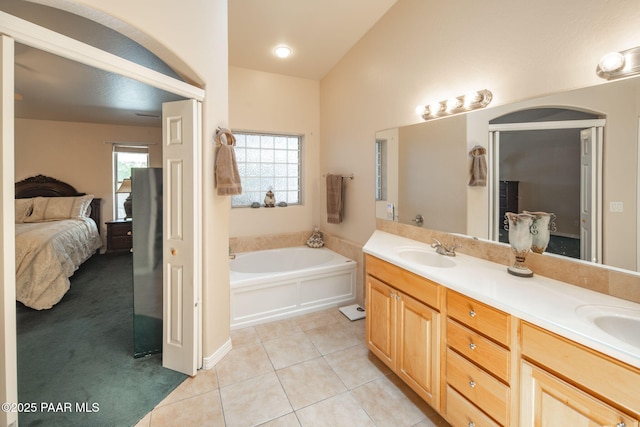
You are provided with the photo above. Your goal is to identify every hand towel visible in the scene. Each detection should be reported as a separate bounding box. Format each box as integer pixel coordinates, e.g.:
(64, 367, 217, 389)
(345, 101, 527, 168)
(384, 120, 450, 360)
(468, 145, 487, 187)
(215, 128, 243, 196)
(326, 174, 344, 224)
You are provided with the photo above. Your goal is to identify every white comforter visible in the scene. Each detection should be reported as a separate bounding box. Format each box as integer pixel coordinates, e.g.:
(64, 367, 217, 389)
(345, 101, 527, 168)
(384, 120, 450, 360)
(15, 218, 103, 310)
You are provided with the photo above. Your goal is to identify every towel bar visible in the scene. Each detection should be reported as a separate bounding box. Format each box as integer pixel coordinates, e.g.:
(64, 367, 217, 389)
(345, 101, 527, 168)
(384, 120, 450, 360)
(323, 173, 354, 180)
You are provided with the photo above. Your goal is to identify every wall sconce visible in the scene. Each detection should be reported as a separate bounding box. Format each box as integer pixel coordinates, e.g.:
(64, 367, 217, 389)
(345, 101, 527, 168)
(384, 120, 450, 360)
(596, 47, 640, 80)
(418, 89, 493, 120)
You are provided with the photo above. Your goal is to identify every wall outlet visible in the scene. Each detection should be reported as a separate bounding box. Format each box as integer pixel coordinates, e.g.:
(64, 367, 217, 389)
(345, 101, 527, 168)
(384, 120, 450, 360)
(610, 201, 624, 212)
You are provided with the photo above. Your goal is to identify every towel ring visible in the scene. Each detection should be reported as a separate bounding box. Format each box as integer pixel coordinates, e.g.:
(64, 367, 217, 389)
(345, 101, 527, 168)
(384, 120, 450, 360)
(215, 128, 236, 147)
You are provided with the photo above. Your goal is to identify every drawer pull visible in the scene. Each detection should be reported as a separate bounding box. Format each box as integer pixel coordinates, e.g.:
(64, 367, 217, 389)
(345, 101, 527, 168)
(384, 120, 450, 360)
(469, 380, 476, 388)
(389, 292, 394, 298)
(468, 423, 476, 427)
(469, 310, 476, 317)
(616, 423, 626, 427)
(127, 230, 132, 236)
(469, 343, 477, 350)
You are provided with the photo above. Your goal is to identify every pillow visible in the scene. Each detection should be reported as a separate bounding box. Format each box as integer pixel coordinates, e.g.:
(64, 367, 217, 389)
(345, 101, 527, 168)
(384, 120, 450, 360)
(15, 199, 33, 223)
(24, 195, 94, 222)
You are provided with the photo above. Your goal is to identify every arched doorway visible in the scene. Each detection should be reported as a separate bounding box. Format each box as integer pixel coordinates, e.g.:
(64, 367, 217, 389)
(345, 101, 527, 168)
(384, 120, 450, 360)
(1, 5, 205, 425)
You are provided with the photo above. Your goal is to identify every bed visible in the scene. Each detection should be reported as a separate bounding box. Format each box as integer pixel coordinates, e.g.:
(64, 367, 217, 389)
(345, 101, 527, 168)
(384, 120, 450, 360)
(15, 175, 103, 310)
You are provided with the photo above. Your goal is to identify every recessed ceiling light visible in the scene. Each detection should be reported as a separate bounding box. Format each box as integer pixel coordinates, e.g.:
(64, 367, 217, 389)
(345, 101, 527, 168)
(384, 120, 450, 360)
(274, 45, 292, 59)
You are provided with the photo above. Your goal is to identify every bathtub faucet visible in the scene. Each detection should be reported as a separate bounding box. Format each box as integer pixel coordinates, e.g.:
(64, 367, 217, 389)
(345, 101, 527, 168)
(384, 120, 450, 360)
(229, 246, 236, 260)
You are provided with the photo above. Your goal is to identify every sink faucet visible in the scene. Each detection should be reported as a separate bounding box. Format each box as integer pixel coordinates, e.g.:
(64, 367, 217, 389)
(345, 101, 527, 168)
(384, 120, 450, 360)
(431, 238, 460, 257)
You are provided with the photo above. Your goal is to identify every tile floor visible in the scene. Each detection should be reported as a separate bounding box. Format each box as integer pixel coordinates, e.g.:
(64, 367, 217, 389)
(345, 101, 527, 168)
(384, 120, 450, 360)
(135, 307, 451, 427)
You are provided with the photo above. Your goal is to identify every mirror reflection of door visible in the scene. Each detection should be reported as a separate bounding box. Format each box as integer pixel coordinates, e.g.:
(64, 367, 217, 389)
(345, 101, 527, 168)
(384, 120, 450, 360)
(489, 108, 604, 262)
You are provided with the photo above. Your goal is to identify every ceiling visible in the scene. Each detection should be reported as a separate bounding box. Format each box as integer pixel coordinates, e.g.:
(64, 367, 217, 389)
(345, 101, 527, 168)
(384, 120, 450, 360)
(228, 0, 397, 81)
(3, 0, 397, 126)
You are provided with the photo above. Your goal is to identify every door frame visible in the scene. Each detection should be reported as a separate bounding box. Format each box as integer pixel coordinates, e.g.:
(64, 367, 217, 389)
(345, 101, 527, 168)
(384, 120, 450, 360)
(0, 11, 205, 424)
(488, 119, 604, 263)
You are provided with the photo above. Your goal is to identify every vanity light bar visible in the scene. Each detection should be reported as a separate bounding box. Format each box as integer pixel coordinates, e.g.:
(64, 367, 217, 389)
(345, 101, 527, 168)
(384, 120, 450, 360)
(596, 47, 640, 80)
(419, 89, 493, 121)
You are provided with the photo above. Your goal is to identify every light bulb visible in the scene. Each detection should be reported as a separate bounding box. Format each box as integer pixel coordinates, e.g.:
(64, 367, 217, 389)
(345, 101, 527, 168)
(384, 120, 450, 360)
(598, 52, 625, 73)
(463, 92, 481, 108)
(446, 97, 461, 112)
(428, 102, 442, 116)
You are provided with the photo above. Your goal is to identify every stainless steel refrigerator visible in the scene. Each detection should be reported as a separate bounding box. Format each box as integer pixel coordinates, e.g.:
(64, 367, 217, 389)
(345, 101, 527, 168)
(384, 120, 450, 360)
(131, 167, 163, 358)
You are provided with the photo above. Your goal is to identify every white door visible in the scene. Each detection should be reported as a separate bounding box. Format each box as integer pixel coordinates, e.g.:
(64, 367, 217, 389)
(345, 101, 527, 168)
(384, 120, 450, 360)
(580, 127, 602, 263)
(162, 99, 202, 376)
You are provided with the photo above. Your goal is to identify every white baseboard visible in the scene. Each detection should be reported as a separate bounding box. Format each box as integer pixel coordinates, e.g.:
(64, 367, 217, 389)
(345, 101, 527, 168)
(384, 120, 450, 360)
(201, 338, 232, 370)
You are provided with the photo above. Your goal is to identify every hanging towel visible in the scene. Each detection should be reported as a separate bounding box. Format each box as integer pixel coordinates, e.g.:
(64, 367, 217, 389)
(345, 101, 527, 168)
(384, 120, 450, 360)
(468, 145, 487, 187)
(215, 128, 243, 196)
(326, 174, 345, 224)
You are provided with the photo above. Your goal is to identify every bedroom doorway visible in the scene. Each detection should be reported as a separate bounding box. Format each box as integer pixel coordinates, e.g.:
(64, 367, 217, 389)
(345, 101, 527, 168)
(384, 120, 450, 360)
(1, 9, 205, 423)
(488, 108, 604, 263)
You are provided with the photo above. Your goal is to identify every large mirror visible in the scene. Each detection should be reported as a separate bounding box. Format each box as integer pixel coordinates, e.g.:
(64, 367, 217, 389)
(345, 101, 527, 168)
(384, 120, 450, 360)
(376, 76, 640, 272)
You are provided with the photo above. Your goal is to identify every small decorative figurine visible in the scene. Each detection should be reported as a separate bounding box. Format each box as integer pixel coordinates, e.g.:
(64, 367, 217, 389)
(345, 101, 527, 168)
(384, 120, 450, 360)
(306, 227, 325, 248)
(264, 189, 275, 207)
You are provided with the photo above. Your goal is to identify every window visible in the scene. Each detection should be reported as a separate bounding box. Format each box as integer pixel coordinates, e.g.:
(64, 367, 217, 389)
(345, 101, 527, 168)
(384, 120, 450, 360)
(113, 145, 149, 219)
(375, 138, 387, 201)
(232, 132, 302, 207)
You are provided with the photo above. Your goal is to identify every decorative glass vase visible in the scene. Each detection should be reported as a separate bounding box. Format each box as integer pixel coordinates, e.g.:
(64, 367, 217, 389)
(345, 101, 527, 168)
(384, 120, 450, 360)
(525, 211, 556, 254)
(505, 212, 535, 277)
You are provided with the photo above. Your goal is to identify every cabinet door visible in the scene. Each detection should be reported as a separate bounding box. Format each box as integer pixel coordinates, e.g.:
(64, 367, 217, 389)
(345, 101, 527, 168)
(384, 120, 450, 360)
(366, 275, 396, 370)
(521, 361, 638, 427)
(397, 291, 440, 407)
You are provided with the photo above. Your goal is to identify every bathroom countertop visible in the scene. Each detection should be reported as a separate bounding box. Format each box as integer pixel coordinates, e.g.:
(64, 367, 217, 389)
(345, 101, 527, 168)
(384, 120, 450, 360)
(363, 230, 640, 369)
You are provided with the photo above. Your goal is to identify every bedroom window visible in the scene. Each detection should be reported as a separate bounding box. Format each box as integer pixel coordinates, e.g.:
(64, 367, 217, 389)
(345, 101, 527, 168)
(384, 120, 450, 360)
(113, 145, 149, 219)
(231, 132, 302, 208)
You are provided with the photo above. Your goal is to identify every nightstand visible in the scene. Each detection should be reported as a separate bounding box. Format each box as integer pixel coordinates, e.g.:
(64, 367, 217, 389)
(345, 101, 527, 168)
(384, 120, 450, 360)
(105, 219, 133, 255)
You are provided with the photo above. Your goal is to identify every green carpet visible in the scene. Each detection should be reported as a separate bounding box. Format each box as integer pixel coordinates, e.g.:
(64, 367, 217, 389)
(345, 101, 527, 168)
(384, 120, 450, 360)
(16, 254, 187, 427)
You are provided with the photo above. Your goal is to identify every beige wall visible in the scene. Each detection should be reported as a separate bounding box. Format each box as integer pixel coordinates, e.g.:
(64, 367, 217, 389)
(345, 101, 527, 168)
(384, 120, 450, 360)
(398, 114, 467, 234)
(14, 118, 161, 238)
(320, 0, 640, 247)
(229, 66, 321, 237)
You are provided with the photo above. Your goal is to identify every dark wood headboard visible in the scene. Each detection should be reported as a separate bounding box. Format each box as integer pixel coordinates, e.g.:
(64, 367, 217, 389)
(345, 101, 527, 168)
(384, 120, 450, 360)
(15, 175, 102, 234)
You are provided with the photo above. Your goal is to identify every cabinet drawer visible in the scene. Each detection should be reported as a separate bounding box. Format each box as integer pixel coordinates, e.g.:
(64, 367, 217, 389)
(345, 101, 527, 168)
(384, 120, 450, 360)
(366, 255, 441, 309)
(110, 223, 132, 237)
(447, 290, 510, 347)
(447, 348, 509, 426)
(521, 322, 640, 417)
(446, 385, 501, 427)
(447, 319, 510, 383)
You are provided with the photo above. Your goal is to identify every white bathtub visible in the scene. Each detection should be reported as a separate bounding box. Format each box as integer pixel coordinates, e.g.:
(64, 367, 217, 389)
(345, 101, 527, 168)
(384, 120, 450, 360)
(229, 246, 357, 329)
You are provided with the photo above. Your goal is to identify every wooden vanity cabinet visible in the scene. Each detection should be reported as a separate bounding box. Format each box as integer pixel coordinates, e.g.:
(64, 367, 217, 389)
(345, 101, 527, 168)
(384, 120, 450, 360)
(365, 255, 442, 409)
(445, 290, 515, 427)
(520, 322, 640, 427)
(364, 251, 640, 427)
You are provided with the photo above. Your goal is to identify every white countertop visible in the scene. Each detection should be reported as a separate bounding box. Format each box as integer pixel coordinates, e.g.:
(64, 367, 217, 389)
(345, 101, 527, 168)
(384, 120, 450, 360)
(363, 230, 640, 369)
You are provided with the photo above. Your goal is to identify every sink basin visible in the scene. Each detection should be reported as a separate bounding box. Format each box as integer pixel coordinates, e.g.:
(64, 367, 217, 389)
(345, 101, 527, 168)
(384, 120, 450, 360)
(576, 304, 640, 349)
(396, 248, 456, 268)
